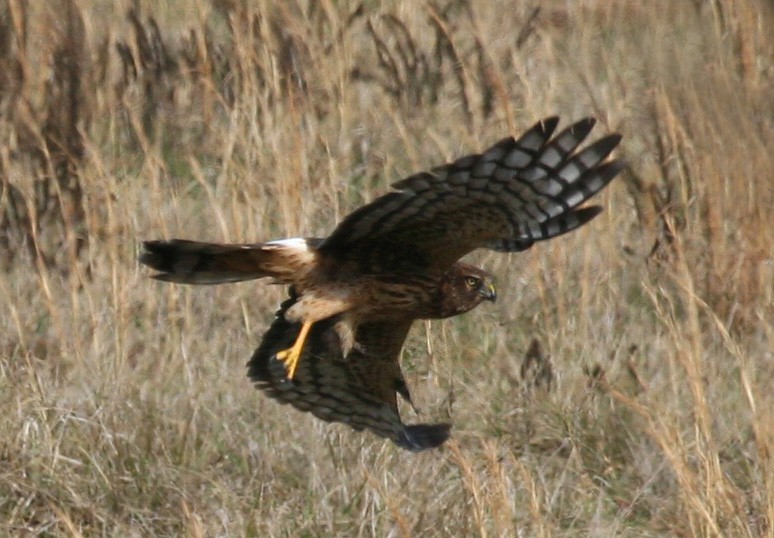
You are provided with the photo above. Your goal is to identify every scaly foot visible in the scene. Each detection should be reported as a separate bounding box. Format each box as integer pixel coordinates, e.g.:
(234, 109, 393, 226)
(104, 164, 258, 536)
(276, 321, 313, 380)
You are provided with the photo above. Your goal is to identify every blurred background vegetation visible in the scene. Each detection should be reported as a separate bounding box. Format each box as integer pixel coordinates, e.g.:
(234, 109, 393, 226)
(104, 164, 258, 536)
(0, 0, 771, 535)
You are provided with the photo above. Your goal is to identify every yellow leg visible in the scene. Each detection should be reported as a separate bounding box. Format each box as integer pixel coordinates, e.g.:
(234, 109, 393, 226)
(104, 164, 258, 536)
(276, 321, 313, 380)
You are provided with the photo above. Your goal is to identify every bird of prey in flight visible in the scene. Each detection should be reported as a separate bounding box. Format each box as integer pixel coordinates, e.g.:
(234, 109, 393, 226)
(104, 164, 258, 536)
(140, 116, 623, 450)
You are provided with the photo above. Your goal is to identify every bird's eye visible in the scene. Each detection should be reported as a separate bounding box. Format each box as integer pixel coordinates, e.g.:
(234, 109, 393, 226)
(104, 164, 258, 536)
(465, 276, 480, 287)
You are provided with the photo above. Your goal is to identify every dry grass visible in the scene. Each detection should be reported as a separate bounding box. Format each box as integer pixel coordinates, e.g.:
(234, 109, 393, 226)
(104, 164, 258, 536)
(1, 0, 772, 536)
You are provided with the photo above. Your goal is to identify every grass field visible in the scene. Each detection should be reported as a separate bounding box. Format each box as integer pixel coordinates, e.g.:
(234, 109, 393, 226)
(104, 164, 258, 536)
(1, 0, 772, 535)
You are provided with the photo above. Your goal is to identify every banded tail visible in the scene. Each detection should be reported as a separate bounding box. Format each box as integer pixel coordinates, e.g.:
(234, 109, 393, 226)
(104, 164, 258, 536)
(139, 238, 319, 285)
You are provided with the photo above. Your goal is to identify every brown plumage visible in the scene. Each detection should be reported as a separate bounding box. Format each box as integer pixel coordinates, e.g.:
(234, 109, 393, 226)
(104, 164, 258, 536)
(140, 116, 623, 450)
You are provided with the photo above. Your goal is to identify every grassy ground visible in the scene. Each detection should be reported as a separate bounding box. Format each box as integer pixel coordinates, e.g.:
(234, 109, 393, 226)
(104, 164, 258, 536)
(1, 0, 772, 536)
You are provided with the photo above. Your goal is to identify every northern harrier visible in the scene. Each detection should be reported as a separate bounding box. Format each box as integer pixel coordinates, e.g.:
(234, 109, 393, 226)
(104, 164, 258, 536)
(140, 117, 623, 450)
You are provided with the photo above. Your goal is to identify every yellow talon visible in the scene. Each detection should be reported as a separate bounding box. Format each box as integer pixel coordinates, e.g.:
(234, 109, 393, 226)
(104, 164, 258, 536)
(276, 321, 313, 380)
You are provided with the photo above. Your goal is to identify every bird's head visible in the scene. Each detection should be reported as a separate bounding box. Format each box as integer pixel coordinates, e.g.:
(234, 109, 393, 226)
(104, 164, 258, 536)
(438, 263, 496, 318)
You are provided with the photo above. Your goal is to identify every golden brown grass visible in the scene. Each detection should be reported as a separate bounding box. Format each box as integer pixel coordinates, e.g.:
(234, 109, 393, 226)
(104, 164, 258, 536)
(1, 0, 772, 535)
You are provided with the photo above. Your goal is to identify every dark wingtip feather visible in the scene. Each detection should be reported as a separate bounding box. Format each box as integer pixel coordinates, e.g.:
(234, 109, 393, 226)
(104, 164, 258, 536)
(571, 117, 596, 135)
(601, 158, 627, 180)
(537, 116, 560, 136)
(397, 423, 452, 451)
(573, 205, 604, 225)
(591, 134, 624, 161)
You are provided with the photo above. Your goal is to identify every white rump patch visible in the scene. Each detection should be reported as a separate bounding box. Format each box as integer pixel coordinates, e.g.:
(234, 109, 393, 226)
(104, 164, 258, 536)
(265, 237, 309, 251)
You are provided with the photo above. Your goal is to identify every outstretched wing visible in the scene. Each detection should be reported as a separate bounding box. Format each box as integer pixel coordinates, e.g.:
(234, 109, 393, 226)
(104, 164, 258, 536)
(248, 293, 450, 451)
(319, 117, 623, 274)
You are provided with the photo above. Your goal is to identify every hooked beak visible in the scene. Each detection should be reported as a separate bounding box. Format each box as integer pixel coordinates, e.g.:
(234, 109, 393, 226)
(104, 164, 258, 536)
(480, 281, 497, 302)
